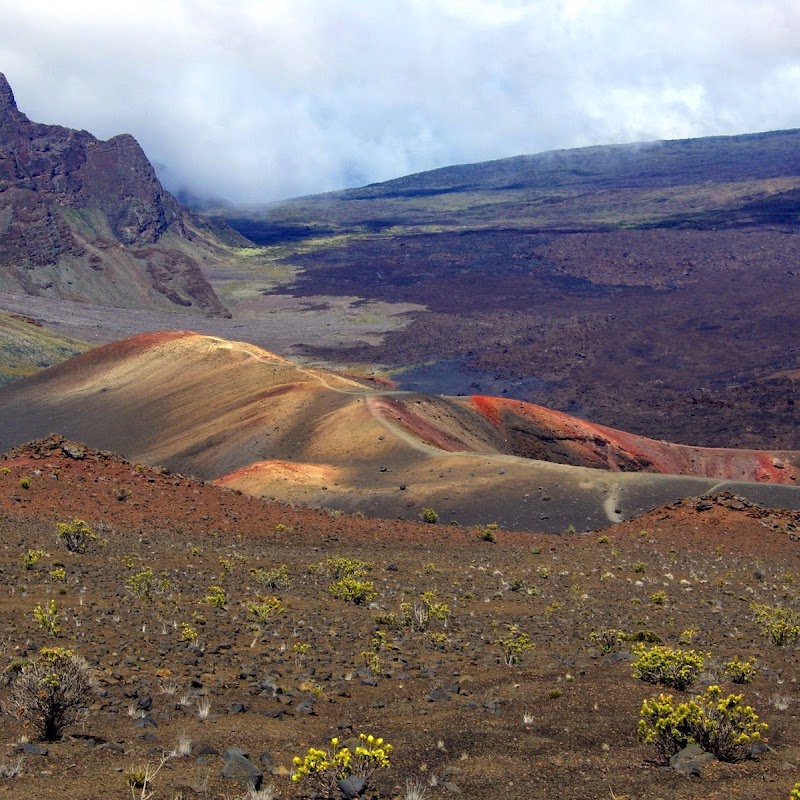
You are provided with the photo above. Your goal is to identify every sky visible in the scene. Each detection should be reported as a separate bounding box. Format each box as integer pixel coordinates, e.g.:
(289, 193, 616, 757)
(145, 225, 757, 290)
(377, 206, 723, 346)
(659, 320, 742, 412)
(2, 0, 800, 204)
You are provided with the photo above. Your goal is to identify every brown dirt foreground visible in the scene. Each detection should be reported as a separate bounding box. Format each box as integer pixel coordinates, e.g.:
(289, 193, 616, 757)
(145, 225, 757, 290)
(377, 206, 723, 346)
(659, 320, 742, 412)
(0, 436, 799, 800)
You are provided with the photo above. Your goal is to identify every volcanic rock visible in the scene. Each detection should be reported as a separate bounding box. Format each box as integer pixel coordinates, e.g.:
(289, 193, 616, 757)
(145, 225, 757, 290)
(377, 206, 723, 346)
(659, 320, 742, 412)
(0, 73, 228, 316)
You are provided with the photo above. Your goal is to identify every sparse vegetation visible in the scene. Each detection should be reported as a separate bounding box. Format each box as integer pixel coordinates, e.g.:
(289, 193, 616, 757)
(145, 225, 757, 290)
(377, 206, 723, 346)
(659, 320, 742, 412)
(7, 647, 96, 740)
(421, 508, 439, 524)
(0, 439, 798, 798)
(33, 599, 60, 636)
(495, 624, 534, 665)
(23, 547, 45, 569)
(638, 685, 768, 763)
(291, 732, 392, 798)
(751, 602, 800, 646)
(56, 518, 100, 553)
(329, 576, 377, 605)
(631, 644, 706, 690)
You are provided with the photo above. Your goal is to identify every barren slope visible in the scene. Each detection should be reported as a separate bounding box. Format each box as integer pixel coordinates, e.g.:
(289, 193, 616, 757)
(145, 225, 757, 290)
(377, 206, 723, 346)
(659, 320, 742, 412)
(0, 331, 798, 532)
(0, 437, 799, 799)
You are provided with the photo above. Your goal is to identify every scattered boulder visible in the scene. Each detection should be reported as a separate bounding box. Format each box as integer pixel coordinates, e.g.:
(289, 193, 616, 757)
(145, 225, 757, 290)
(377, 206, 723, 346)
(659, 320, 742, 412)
(669, 743, 715, 776)
(221, 749, 263, 790)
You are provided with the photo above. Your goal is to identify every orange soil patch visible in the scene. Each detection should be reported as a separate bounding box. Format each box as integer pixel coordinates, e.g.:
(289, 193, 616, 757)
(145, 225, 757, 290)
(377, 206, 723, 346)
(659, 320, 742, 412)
(215, 459, 340, 490)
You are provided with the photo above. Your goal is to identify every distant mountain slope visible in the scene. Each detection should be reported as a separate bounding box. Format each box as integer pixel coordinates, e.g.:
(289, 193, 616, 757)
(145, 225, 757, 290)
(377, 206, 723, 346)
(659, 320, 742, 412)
(1, 331, 797, 531)
(214, 129, 800, 450)
(223, 128, 800, 238)
(0, 310, 87, 386)
(0, 73, 228, 315)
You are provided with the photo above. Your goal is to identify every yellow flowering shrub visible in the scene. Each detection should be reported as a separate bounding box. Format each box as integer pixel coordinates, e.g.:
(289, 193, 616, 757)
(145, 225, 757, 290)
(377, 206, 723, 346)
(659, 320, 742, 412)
(291, 732, 392, 798)
(638, 685, 767, 763)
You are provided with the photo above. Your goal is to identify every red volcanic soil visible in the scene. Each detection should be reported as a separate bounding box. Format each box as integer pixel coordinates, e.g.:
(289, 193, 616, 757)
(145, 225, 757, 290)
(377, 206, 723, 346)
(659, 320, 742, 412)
(467, 394, 800, 484)
(0, 434, 800, 800)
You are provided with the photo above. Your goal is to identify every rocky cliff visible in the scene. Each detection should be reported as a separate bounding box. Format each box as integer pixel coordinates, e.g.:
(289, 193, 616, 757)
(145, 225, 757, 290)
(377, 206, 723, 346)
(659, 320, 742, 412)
(0, 73, 228, 315)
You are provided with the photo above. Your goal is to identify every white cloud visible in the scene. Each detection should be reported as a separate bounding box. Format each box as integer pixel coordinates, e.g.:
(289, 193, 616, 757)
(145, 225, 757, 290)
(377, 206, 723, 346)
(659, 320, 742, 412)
(1, 0, 799, 202)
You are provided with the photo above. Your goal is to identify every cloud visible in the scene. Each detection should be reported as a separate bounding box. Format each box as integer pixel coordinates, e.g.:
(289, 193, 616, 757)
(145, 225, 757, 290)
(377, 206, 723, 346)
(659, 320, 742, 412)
(1, 0, 799, 203)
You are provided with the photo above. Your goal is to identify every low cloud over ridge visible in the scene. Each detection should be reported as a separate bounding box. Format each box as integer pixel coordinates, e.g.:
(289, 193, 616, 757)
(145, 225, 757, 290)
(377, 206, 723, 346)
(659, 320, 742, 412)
(2, 0, 799, 203)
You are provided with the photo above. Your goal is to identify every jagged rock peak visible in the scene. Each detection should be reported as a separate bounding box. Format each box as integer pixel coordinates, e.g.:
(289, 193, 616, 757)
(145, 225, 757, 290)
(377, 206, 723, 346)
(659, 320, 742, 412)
(0, 73, 19, 119)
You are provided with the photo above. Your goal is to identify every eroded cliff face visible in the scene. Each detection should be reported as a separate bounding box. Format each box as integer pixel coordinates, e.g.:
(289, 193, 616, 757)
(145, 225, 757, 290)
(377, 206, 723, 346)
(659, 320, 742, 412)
(0, 73, 228, 315)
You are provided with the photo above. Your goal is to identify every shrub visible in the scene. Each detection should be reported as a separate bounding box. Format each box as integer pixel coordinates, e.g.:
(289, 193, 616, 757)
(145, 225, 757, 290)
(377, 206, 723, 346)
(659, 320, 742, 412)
(250, 565, 291, 590)
(590, 628, 627, 654)
(631, 644, 706, 690)
(791, 782, 800, 800)
(33, 600, 60, 637)
(421, 508, 439, 524)
(650, 591, 667, 606)
(49, 566, 67, 582)
(293, 642, 311, 668)
(318, 557, 371, 580)
(19, 477, 31, 490)
(478, 523, 498, 542)
(7, 647, 96, 740)
(246, 596, 284, 626)
(724, 656, 757, 684)
(627, 630, 662, 643)
(23, 549, 45, 570)
(678, 627, 698, 645)
(495, 624, 534, 665)
(56, 519, 100, 553)
(399, 591, 451, 632)
(180, 623, 198, 643)
(329, 577, 377, 605)
(205, 585, 226, 609)
(291, 732, 392, 798)
(126, 568, 155, 601)
(751, 602, 800, 646)
(638, 685, 767, 763)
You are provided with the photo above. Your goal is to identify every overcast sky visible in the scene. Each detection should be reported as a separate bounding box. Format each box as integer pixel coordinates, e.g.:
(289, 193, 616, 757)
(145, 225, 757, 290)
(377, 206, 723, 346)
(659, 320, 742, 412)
(2, 0, 799, 204)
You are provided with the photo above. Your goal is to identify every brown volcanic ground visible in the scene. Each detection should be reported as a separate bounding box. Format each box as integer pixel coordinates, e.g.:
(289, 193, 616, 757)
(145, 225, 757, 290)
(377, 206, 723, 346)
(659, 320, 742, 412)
(0, 436, 799, 799)
(0, 331, 798, 533)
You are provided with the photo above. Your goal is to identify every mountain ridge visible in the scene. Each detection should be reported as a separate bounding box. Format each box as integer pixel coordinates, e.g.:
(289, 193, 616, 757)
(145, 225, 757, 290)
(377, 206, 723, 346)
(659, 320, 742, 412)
(0, 72, 229, 315)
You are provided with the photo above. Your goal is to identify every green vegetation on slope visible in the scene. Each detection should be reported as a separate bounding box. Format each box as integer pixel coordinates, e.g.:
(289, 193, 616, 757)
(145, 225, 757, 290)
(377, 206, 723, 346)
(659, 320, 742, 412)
(0, 312, 89, 387)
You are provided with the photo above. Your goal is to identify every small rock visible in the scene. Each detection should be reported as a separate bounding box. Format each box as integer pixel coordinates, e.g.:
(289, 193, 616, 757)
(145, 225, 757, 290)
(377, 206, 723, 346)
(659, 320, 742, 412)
(296, 698, 316, 715)
(338, 776, 367, 799)
(669, 743, 714, 776)
(221, 752, 263, 790)
(15, 742, 48, 756)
